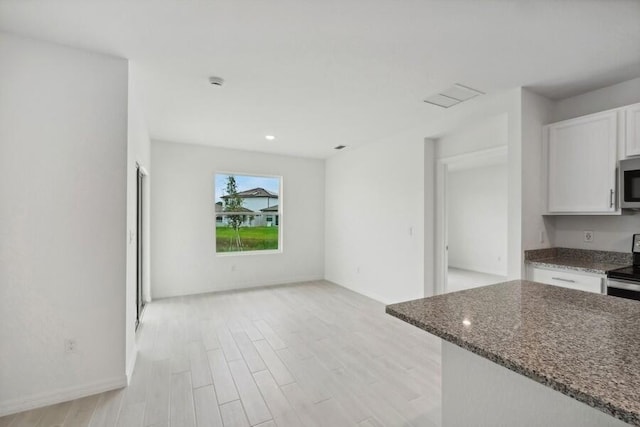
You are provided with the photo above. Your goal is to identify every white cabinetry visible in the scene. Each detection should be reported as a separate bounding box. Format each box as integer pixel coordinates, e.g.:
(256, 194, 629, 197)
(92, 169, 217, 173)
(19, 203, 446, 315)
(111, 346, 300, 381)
(545, 110, 618, 214)
(626, 103, 640, 157)
(529, 266, 604, 294)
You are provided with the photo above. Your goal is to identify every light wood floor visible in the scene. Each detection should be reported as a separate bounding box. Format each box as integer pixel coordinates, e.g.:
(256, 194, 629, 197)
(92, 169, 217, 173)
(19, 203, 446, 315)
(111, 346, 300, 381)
(0, 281, 442, 427)
(447, 267, 507, 293)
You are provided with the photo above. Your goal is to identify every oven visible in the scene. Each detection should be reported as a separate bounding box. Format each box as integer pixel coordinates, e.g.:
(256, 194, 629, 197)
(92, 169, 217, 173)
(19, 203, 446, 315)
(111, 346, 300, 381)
(605, 234, 640, 301)
(607, 278, 640, 302)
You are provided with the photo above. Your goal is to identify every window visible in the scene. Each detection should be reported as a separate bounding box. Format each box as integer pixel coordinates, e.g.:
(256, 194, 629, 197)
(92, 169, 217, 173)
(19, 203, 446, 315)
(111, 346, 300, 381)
(215, 173, 281, 254)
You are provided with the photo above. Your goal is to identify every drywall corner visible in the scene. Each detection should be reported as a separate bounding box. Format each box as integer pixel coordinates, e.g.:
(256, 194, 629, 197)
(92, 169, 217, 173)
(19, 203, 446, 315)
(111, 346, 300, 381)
(424, 138, 436, 297)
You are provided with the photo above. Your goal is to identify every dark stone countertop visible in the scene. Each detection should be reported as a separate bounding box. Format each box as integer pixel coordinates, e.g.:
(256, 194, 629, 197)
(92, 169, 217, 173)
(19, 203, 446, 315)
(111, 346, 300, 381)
(525, 247, 631, 274)
(386, 280, 640, 426)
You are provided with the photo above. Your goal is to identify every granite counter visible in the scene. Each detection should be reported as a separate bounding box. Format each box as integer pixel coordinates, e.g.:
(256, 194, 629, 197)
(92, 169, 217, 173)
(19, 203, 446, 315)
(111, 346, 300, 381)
(387, 280, 640, 426)
(525, 247, 630, 274)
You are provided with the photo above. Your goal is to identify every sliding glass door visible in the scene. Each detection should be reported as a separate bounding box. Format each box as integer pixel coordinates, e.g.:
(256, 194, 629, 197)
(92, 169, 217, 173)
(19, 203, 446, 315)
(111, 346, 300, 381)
(136, 166, 145, 329)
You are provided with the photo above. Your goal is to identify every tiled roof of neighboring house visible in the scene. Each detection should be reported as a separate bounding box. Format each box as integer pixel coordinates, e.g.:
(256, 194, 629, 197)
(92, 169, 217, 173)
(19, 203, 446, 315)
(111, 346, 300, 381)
(221, 187, 278, 199)
(229, 206, 254, 213)
(260, 205, 279, 212)
(215, 202, 254, 213)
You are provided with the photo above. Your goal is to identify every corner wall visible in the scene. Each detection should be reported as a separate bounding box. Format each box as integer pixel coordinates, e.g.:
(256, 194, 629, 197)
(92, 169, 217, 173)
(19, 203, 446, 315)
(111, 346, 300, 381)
(150, 140, 324, 298)
(324, 136, 426, 304)
(0, 34, 128, 414)
(323, 89, 523, 303)
(520, 89, 555, 254)
(125, 64, 151, 382)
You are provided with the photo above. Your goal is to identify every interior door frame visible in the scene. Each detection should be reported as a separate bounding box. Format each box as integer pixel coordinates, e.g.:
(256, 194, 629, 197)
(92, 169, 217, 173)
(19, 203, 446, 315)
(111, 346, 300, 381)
(135, 163, 148, 330)
(435, 146, 508, 295)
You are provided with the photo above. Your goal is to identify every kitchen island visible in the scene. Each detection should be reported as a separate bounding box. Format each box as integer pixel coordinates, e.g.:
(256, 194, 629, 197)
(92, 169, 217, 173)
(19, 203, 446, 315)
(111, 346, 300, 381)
(386, 280, 640, 426)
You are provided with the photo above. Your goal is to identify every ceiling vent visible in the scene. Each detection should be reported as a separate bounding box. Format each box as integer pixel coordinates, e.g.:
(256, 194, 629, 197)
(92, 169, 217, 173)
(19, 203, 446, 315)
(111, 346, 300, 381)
(423, 84, 484, 108)
(334, 145, 347, 150)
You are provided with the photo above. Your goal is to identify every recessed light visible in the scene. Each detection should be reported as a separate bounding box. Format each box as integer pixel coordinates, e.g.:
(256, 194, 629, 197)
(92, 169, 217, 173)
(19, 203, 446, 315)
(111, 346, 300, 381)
(265, 135, 276, 141)
(208, 76, 224, 86)
(462, 319, 471, 326)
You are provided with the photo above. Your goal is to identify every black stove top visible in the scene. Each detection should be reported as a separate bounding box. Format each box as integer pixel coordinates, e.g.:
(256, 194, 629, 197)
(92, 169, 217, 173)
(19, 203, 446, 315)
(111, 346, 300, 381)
(607, 265, 640, 281)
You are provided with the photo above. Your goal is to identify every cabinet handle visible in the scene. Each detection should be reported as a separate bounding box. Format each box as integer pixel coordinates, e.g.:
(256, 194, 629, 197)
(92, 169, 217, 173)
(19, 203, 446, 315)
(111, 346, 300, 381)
(610, 189, 614, 208)
(552, 277, 576, 283)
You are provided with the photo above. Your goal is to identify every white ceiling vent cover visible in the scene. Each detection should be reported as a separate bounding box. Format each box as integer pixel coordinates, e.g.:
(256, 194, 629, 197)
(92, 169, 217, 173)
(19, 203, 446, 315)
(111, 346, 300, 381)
(424, 84, 484, 108)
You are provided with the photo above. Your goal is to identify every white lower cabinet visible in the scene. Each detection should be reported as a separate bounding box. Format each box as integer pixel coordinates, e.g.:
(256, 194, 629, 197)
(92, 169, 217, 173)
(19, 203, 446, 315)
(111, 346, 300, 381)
(529, 267, 604, 294)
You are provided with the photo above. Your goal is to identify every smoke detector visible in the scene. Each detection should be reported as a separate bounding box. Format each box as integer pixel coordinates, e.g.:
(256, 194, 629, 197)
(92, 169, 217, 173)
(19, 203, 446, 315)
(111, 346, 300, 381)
(209, 76, 224, 86)
(423, 84, 484, 108)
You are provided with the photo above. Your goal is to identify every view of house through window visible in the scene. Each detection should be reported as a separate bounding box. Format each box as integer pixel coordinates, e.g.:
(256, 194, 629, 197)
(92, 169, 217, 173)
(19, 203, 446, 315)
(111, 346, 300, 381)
(215, 173, 281, 253)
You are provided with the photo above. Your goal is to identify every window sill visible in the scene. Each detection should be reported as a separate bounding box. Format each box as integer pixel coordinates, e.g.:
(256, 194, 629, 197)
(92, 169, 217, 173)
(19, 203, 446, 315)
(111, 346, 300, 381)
(215, 249, 283, 257)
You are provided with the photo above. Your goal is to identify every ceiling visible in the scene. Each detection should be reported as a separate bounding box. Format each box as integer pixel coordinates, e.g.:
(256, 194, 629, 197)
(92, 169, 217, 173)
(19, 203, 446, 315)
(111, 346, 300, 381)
(1, 0, 639, 158)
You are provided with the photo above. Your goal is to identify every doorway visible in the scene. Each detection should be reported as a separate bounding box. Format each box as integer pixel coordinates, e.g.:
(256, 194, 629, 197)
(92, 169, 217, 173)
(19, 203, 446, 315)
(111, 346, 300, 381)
(136, 164, 146, 329)
(436, 146, 508, 294)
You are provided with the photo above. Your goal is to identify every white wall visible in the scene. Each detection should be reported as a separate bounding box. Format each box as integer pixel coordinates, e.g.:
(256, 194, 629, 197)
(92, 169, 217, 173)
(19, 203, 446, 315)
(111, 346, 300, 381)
(436, 114, 508, 159)
(325, 136, 426, 304)
(125, 64, 151, 381)
(415, 90, 525, 288)
(553, 215, 640, 252)
(432, 90, 523, 284)
(323, 89, 521, 302)
(447, 164, 508, 276)
(549, 78, 640, 252)
(520, 89, 555, 254)
(553, 77, 640, 122)
(0, 34, 128, 414)
(433, 103, 524, 284)
(151, 141, 324, 298)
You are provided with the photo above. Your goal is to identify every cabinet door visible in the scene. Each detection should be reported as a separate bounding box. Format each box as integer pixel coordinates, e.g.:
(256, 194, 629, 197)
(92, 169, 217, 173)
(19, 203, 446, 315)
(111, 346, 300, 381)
(626, 103, 640, 157)
(530, 267, 603, 294)
(548, 111, 617, 213)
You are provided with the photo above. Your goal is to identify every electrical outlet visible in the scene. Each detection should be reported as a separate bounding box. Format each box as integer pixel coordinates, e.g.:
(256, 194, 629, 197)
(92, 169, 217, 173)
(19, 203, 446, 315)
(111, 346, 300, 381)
(64, 339, 77, 353)
(584, 231, 594, 243)
(231, 265, 236, 272)
(356, 266, 361, 274)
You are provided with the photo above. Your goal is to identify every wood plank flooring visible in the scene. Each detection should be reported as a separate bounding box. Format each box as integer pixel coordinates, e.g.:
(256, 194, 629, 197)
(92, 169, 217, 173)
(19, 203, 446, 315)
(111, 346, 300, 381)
(0, 281, 441, 426)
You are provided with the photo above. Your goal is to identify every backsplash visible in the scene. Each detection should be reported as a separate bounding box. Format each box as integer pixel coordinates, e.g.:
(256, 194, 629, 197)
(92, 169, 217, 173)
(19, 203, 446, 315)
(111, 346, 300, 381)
(551, 214, 640, 252)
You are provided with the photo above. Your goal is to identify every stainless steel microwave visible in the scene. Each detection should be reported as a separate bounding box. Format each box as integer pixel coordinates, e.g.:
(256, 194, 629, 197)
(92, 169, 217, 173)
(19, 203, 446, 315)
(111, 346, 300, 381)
(620, 157, 640, 209)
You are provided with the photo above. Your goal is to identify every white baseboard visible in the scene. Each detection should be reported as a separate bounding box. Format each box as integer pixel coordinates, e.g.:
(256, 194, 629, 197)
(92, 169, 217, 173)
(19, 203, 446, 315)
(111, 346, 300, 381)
(448, 264, 507, 277)
(153, 275, 325, 299)
(0, 375, 127, 417)
(126, 347, 138, 386)
(325, 279, 394, 305)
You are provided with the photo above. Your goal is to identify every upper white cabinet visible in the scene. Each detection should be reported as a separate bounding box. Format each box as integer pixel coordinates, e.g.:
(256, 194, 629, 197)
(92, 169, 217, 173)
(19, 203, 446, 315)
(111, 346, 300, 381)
(626, 103, 640, 157)
(545, 110, 618, 214)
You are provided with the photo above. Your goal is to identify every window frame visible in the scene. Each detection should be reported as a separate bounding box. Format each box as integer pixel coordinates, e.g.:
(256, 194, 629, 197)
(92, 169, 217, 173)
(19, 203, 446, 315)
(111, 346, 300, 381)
(214, 171, 283, 256)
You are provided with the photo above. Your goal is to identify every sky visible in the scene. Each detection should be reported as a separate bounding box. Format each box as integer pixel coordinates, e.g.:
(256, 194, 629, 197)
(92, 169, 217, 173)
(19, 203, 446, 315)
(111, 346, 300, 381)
(215, 173, 280, 203)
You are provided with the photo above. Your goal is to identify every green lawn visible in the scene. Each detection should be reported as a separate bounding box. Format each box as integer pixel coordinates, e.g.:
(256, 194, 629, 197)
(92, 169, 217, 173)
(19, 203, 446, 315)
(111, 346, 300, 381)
(216, 226, 279, 252)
